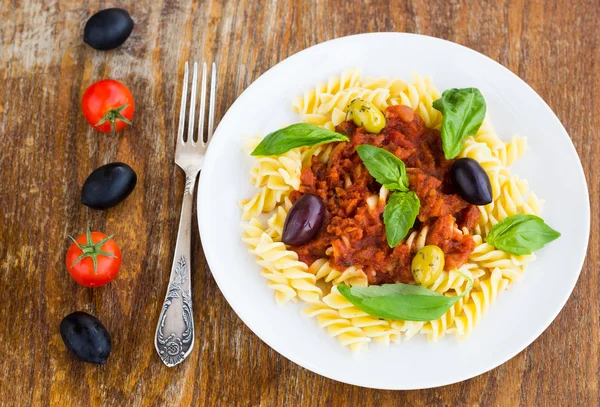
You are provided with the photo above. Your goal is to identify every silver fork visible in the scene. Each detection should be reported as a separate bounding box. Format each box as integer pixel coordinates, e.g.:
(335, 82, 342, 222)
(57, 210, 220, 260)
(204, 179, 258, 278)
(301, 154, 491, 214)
(155, 61, 217, 367)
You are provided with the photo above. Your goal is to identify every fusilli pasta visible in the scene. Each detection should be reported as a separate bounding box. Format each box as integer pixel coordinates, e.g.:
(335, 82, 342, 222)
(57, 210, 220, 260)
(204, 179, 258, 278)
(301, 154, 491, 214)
(253, 233, 322, 304)
(309, 258, 368, 287)
(239, 69, 544, 350)
(451, 268, 509, 339)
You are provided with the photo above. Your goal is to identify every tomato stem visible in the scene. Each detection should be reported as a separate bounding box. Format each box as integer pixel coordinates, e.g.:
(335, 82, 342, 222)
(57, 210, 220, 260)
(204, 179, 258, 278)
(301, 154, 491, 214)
(70, 227, 118, 274)
(95, 103, 132, 135)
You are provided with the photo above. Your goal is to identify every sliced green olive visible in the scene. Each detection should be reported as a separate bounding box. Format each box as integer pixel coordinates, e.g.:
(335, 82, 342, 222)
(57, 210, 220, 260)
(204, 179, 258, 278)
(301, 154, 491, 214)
(346, 98, 386, 134)
(411, 245, 445, 286)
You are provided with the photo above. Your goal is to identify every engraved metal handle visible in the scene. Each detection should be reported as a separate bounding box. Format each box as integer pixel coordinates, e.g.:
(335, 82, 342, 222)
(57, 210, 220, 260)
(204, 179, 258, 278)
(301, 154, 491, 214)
(154, 169, 199, 367)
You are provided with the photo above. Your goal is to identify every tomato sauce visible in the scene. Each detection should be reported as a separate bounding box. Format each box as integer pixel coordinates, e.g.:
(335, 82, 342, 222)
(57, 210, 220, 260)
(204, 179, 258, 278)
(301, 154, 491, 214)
(290, 105, 478, 285)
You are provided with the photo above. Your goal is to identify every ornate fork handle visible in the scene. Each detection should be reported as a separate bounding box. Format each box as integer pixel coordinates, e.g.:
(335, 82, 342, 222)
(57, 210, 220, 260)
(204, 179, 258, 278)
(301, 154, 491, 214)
(155, 168, 199, 367)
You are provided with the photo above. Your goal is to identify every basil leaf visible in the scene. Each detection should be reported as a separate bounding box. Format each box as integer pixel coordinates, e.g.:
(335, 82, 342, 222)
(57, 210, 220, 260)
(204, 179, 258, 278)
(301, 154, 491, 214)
(338, 273, 473, 321)
(345, 283, 441, 298)
(432, 88, 486, 159)
(383, 191, 420, 248)
(251, 123, 349, 156)
(486, 214, 561, 255)
(356, 145, 409, 191)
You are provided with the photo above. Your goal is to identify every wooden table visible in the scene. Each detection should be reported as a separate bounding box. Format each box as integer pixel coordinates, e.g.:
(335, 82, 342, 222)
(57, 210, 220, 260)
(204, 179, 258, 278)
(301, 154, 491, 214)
(1, 1, 598, 406)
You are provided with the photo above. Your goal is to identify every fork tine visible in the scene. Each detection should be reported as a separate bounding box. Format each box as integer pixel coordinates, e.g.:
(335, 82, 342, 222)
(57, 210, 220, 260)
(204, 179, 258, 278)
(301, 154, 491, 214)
(177, 62, 189, 146)
(199, 62, 208, 146)
(207, 62, 217, 144)
(187, 62, 198, 144)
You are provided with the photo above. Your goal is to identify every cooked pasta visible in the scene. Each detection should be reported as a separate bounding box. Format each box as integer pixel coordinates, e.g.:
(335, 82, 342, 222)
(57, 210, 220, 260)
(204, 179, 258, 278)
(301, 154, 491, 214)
(420, 295, 466, 342)
(302, 301, 371, 352)
(241, 218, 267, 251)
(472, 118, 505, 152)
(292, 68, 363, 131)
(250, 150, 302, 191)
(239, 186, 285, 221)
(388, 73, 443, 129)
(451, 268, 510, 339)
(309, 258, 368, 287)
(497, 135, 528, 167)
(253, 233, 322, 303)
(239, 69, 547, 350)
(427, 265, 477, 294)
(321, 286, 401, 345)
(404, 226, 429, 252)
(469, 235, 535, 283)
(266, 197, 292, 241)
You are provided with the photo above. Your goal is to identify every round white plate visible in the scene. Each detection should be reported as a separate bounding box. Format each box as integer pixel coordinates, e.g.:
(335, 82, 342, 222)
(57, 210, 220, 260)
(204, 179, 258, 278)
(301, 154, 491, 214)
(197, 33, 590, 390)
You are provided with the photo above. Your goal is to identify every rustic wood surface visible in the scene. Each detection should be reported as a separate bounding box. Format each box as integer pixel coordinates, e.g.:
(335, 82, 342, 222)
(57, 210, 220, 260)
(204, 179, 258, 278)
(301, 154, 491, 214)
(1, 0, 598, 406)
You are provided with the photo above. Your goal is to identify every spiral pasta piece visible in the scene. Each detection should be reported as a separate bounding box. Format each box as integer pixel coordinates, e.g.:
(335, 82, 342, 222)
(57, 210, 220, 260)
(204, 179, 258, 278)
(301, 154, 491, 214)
(317, 87, 390, 116)
(420, 295, 466, 342)
(250, 149, 303, 191)
(427, 266, 474, 294)
(240, 140, 302, 221)
(322, 287, 401, 345)
(489, 176, 530, 222)
(389, 74, 442, 129)
(309, 258, 368, 287)
(241, 218, 267, 251)
(300, 143, 334, 167)
(470, 235, 536, 283)
(473, 118, 505, 152)
(451, 268, 509, 339)
(292, 68, 362, 116)
(391, 320, 425, 340)
(253, 233, 322, 303)
(303, 302, 370, 352)
(239, 187, 285, 221)
(522, 191, 543, 216)
(404, 226, 428, 252)
(497, 135, 527, 167)
(266, 198, 293, 241)
(260, 268, 299, 304)
(362, 76, 407, 96)
(459, 137, 504, 176)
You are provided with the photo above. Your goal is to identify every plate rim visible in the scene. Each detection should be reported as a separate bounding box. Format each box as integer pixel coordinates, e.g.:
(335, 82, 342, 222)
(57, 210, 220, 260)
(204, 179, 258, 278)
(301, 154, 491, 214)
(197, 32, 591, 390)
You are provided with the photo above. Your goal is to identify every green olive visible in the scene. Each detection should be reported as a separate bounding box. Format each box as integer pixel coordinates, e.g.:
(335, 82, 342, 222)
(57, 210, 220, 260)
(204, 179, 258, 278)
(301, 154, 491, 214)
(346, 98, 386, 134)
(411, 245, 445, 286)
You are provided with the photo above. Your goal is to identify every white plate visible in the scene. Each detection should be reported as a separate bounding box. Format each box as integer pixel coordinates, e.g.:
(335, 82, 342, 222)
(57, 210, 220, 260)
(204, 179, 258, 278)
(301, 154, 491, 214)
(197, 33, 590, 390)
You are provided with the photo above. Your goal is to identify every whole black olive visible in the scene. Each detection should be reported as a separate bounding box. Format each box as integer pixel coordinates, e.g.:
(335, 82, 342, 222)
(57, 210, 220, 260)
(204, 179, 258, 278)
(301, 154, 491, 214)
(451, 157, 493, 205)
(60, 312, 111, 364)
(81, 162, 137, 210)
(84, 8, 134, 50)
(282, 194, 326, 246)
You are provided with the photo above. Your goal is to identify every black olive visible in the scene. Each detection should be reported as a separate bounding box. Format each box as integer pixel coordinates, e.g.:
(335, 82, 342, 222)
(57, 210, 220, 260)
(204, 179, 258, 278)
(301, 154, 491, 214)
(81, 162, 137, 210)
(84, 8, 134, 50)
(450, 157, 493, 205)
(282, 194, 326, 245)
(60, 312, 111, 364)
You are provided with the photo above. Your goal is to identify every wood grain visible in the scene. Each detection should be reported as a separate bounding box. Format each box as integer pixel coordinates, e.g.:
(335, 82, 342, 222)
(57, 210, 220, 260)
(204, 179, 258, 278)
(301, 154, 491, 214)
(0, 0, 598, 406)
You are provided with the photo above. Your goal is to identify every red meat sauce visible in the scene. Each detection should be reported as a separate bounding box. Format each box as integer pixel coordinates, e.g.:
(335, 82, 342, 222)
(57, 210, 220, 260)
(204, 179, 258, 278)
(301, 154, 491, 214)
(289, 105, 480, 285)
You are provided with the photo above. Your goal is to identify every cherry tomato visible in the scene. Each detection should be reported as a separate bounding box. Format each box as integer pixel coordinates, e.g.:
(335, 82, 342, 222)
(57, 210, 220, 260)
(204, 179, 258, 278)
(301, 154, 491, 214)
(66, 228, 122, 287)
(82, 79, 134, 134)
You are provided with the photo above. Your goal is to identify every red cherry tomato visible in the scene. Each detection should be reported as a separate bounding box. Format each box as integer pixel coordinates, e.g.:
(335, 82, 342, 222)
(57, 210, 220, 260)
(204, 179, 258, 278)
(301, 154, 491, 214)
(66, 229, 122, 287)
(82, 79, 134, 134)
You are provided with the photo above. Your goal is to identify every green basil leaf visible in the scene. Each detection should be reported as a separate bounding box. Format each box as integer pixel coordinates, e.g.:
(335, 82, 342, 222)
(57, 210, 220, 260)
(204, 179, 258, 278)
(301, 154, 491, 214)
(486, 214, 561, 255)
(356, 144, 409, 191)
(338, 273, 473, 321)
(432, 88, 486, 159)
(251, 123, 349, 156)
(383, 191, 420, 248)
(346, 283, 442, 298)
